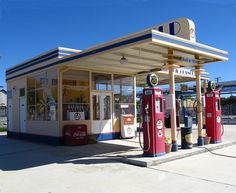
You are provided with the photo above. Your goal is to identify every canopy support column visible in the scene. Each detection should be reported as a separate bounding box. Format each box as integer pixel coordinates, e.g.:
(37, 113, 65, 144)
(167, 49, 179, 152)
(194, 66, 205, 146)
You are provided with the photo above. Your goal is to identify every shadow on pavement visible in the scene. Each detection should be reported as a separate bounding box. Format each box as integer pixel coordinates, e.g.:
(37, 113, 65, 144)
(0, 134, 137, 171)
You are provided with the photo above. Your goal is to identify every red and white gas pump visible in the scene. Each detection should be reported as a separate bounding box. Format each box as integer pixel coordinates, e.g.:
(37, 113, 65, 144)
(205, 81, 222, 143)
(140, 74, 165, 157)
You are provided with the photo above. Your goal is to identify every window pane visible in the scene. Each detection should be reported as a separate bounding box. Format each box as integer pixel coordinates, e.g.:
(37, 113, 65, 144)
(20, 88, 25, 97)
(27, 77, 36, 90)
(114, 75, 134, 118)
(36, 74, 48, 89)
(36, 89, 47, 120)
(26, 69, 58, 121)
(92, 73, 111, 90)
(27, 106, 36, 120)
(27, 91, 35, 106)
(93, 95, 100, 120)
(62, 70, 90, 120)
(103, 95, 111, 120)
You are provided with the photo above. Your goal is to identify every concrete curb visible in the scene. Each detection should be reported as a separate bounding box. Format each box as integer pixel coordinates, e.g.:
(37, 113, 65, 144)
(120, 141, 236, 167)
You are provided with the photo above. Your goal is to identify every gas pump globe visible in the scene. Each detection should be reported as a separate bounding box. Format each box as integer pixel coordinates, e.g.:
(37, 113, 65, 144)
(141, 74, 165, 157)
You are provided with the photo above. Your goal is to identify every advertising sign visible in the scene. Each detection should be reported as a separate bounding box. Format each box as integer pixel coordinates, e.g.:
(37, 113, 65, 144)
(153, 18, 196, 42)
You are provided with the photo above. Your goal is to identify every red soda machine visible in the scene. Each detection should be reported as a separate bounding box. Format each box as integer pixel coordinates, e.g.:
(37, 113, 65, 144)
(205, 81, 222, 143)
(141, 74, 165, 157)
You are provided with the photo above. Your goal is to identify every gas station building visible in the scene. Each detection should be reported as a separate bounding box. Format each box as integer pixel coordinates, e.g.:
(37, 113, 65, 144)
(6, 18, 228, 146)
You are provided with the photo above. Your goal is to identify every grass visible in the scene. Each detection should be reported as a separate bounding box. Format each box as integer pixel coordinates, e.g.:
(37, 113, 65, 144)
(0, 127, 7, 132)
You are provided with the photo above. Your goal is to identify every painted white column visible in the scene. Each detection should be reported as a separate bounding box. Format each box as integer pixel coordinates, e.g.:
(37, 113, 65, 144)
(169, 65, 177, 151)
(167, 49, 179, 151)
(134, 75, 137, 130)
(194, 66, 204, 146)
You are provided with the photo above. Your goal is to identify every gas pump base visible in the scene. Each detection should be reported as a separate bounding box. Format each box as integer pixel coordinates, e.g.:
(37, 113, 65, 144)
(143, 152, 166, 157)
(197, 136, 204, 146)
(171, 142, 178, 152)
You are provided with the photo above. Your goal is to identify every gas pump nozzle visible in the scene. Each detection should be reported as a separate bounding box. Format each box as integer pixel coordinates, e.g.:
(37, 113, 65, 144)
(145, 104, 149, 114)
(138, 103, 151, 152)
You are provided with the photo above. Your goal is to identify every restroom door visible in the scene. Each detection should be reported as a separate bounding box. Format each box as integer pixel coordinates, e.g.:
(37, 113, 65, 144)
(19, 88, 26, 132)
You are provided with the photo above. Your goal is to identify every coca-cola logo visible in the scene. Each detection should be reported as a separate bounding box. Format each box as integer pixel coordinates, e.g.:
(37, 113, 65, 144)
(73, 131, 86, 138)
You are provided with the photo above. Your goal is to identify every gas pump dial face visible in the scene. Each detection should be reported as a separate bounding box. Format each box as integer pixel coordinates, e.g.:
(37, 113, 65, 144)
(156, 120, 163, 130)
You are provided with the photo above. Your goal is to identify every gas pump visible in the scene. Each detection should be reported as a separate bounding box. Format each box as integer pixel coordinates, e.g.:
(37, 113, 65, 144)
(205, 81, 222, 143)
(140, 74, 165, 157)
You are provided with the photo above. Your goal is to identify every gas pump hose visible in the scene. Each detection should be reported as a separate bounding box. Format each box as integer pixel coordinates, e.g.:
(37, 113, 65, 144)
(139, 104, 151, 152)
(221, 118, 225, 136)
(200, 118, 235, 159)
(200, 146, 236, 159)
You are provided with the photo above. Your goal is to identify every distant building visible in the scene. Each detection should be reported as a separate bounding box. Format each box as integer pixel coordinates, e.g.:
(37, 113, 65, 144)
(0, 89, 7, 117)
(218, 80, 236, 95)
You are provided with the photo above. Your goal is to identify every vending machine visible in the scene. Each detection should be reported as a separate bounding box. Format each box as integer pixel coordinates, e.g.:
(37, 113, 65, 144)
(205, 81, 222, 143)
(141, 74, 165, 157)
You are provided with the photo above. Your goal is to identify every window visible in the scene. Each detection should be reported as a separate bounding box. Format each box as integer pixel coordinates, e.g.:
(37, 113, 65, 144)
(103, 95, 111, 120)
(20, 88, 25, 97)
(92, 95, 100, 120)
(113, 75, 135, 118)
(62, 70, 90, 120)
(27, 70, 58, 121)
(92, 73, 112, 90)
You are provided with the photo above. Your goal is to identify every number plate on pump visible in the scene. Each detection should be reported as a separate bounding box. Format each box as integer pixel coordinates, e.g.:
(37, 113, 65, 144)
(145, 90, 152, 95)
(206, 93, 214, 97)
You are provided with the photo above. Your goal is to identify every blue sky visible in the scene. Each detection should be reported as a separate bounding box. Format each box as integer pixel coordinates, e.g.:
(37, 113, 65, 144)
(0, 0, 235, 88)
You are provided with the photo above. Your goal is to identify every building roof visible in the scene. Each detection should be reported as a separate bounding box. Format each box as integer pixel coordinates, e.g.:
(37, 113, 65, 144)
(6, 28, 228, 82)
(0, 89, 7, 94)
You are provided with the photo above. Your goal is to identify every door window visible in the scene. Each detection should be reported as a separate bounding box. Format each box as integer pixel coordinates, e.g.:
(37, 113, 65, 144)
(93, 95, 100, 120)
(103, 95, 111, 120)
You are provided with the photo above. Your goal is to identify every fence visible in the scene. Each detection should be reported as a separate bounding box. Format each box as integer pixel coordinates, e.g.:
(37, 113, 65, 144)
(221, 104, 236, 124)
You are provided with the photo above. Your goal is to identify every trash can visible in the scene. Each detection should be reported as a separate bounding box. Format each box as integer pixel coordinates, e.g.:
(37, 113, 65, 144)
(181, 127, 192, 149)
(184, 116, 192, 128)
(64, 124, 88, 146)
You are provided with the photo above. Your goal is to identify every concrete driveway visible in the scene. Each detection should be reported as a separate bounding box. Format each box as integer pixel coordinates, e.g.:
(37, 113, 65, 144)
(0, 125, 236, 193)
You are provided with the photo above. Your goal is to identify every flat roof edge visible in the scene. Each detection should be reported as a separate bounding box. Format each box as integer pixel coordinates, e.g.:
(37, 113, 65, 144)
(6, 47, 80, 73)
(152, 30, 228, 55)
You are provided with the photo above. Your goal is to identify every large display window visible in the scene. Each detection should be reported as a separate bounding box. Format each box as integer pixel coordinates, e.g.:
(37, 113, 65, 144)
(27, 70, 58, 121)
(62, 70, 90, 120)
(113, 75, 135, 118)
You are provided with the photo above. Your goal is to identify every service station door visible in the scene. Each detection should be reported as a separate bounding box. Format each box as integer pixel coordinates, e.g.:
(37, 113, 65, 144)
(19, 96, 26, 132)
(91, 92, 112, 134)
